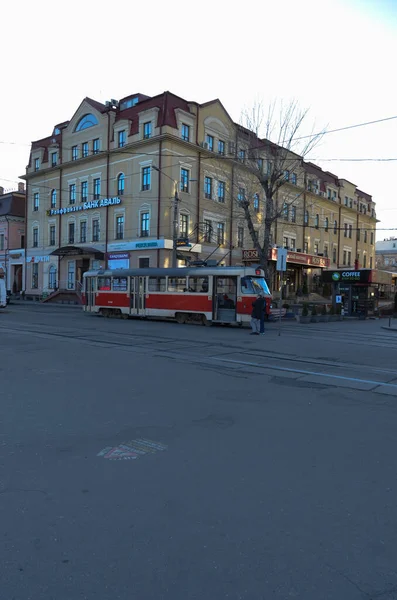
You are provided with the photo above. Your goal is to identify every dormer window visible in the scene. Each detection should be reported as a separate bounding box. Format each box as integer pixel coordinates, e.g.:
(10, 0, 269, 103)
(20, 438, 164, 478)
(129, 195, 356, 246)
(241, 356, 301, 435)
(74, 114, 99, 132)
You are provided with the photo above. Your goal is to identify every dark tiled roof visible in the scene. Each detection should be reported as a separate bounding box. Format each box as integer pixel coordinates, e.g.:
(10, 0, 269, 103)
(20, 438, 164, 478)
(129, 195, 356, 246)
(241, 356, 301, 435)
(85, 97, 108, 113)
(356, 188, 372, 201)
(0, 192, 25, 217)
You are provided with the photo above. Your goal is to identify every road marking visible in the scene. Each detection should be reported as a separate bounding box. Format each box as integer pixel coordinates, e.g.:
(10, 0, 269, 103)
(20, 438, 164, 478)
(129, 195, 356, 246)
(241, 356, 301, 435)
(210, 357, 397, 390)
(97, 438, 167, 460)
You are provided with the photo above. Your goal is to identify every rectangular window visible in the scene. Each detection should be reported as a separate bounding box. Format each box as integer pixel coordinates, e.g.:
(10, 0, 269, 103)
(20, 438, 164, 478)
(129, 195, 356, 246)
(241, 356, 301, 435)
(348, 224, 352, 238)
(283, 203, 289, 221)
(218, 140, 225, 155)
(141, 166, 151, 191)
(290, 238, 296, 251)
(93, 178, 101, 200)
(116, 215, 124, 239)
(92, 219, 100, 242)
(283, 236, 288, 249)
(238, 187, 246, 203)
(204, 176, 212, 199)
(324, 244, 328, 258)
(32, 263, 38, 289)
(217, 222, 225, 245)
(370, 231, 374, 245)
(181, 123, 190, 142)
(333, 247, 337, 263)
(33, 228, 38, 247)
(238, 149, 245, 162)
(344, 196, 348, 206)
(51, 152, 57, 167)
(314, 242, 319, 255)
(21, 234, 25, 248)
(343, 250, 347, 265)
(82, 142, 89, 157)
(68, 223, 75, 244)
(80, 221, 87, 243)
(0, 234, 4, 251)
(69, 183, 76, 204)
(304, 241, 309, 254)
(168, 277, 187, 293)
(291, 173, 297, 185)
(237, 227, 244, 248)
(148, 277, 167, 292)
(93, 138, 100, 154)
(112, 277, 128, 292)
(363, 254, 367, 268)
(347, 251, 351, 266)
(357, 228, 360, 241)
(206, 134, 214, 151)
(49, 225, 56, 246)
(180, 168, 190, 193)
(143, 122, 152, 139)
(204, 219, 212, 243)
(34, 158, 40, 171)
(284, 170, 290, 181)
(33, 192, 39, 211)
(253, 194, 259, 213)
(118, 130, 126, 148)
(291, 206, 296, 223)
(67, 261, 75, 289)
(218, 181, 225, 203)
(72, 145, 78, 161)
(364, 230, 367, 243)
(140, 212, 150, 237)
(81, 181, 88, 202)
(370, 256, 373, 269)
(344, 223, 348, 237)
(180, 214, 189, 237)
(257, 158, 263, 171)
(139, 257, 150, 269)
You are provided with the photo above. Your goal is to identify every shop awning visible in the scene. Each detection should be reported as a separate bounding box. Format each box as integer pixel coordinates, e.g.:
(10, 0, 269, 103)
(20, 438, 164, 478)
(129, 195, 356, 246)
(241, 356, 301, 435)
(50, 246, 105, 258)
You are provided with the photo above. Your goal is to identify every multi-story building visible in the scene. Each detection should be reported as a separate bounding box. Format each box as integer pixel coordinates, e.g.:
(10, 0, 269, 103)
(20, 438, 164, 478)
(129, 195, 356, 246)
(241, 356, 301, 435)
(376, 238, 397, 272)
(22, 91, 377, 298)
(0, 184, 26, 293)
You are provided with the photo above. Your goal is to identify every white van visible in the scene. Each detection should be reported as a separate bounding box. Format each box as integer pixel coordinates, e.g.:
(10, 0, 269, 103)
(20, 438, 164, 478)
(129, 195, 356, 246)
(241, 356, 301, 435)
(0, 278, 7, 308)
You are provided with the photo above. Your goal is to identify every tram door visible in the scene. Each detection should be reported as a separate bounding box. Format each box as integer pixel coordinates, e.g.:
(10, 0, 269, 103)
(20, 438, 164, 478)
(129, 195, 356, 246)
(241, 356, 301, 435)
(130, 276, 146, 315)
(213, 276, 237, 322)
(86, 277, 95, 309)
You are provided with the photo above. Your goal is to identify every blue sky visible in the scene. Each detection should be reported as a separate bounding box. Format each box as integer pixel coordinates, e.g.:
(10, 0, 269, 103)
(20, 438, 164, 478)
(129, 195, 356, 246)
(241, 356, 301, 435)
(1, 0, 396, 239)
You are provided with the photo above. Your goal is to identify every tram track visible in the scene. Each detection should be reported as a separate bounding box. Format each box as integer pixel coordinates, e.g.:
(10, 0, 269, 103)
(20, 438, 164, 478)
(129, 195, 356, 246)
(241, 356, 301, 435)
(1, 320, 397, 388)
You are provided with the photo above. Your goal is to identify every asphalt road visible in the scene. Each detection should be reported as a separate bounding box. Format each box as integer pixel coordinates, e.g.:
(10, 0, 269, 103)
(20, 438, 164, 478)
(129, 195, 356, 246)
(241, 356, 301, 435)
(1, 304, 397, 600)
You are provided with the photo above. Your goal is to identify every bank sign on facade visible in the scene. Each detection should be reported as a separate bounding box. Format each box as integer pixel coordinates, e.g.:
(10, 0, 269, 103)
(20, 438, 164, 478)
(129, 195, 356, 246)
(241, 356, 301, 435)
(47, 197, 122, 216)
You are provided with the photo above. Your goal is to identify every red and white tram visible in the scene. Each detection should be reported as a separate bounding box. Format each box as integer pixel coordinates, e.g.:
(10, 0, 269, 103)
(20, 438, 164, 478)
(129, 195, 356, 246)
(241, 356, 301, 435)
(82, 266, 272, 326)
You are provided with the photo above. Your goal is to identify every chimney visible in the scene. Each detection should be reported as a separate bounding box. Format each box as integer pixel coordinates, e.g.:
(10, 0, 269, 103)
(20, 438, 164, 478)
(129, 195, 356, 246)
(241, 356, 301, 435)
(18, 182, 25, 193)
(0, 186, 4, 195)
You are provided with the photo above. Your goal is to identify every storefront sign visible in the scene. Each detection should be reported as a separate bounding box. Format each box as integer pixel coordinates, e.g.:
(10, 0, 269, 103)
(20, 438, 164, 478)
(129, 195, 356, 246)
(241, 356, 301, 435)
(242, 247, 330, 268)
(107, 253, 130, 260)
(26, 256, 50, 263)
(47, 197, 122, 216)
(176, 237, 191, 248)
(108, 239, 173, 252)
(322, 270, 373, 284)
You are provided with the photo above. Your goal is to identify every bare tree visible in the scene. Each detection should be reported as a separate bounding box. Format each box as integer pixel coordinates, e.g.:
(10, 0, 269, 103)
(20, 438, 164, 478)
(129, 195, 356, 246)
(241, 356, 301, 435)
(232, 100, 325, 278)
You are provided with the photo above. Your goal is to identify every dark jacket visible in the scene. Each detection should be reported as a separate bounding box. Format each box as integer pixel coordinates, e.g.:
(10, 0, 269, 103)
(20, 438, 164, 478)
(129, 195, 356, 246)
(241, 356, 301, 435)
(251, 296, 266, 319)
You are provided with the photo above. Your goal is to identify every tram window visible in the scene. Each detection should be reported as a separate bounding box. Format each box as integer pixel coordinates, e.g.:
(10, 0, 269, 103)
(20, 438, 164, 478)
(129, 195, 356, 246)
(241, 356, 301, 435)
(112, 277, 128, 291)
(188, 276, 209, 293)
(98, 277, 111, 291)
(241, 277, 254, 294)
(168, 277, 187, 292)
(241, 276, 270, 295)
(148, 277, 166, 292)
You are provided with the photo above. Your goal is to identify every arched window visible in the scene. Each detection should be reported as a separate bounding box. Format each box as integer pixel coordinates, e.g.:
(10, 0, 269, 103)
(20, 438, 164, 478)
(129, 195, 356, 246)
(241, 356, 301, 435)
(315, 214, 319, 228)
(51, 189, 57, 208)
(334, 220, 338, 234)
(74, 113, 99, 132)
(49, 265, 57, 289)
(117, 173, 125, 196)
(324, 217, 329, 231)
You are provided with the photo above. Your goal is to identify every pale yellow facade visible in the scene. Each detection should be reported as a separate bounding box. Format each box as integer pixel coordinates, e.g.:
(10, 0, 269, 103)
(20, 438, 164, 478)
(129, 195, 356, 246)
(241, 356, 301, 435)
(23, 92, 377, 297)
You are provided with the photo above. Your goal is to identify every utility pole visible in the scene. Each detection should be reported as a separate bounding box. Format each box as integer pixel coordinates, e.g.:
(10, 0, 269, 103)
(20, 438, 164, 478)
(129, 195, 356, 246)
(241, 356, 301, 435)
(172, 182, 179, 268)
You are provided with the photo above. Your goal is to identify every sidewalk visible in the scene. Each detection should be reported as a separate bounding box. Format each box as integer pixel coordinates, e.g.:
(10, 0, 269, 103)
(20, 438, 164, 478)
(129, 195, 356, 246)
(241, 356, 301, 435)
(9, 299, 81, 309)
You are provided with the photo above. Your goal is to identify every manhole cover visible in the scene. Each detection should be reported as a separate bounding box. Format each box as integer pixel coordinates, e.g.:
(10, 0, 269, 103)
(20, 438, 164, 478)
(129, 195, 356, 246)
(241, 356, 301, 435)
(97, 438, 167, 460)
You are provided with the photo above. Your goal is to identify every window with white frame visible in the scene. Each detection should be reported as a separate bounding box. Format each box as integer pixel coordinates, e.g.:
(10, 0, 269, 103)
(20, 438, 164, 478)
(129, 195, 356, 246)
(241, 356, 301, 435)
(204, 176, 212, 199)
(68, 222, 75, 244)
(181, 123, 190, 142)
(80, 221, 87, 243)
(72, 145, 78, 161)
(69, 183, 76, 204)
(93, 178, 101, 200)
(92, 218, 100, 242)
(33, 192, 39, 211)
(180, 168, 190, 193)
(143, 122, 152, 139)
(51, 189, 57, 208)
(81, 181, 88, 202)
(82, 142, 89, 157)
(116, 215, 124, 239)
(49, 224, 56, 246)
(117, 173, 125, 195)
(141, 166, 151, 191)
(118, 130, 126, 148)
(218, 181, 225, 203)
(180, 214, 189, 237)
(218, 140, 225, 155)
(140, 212, 150, 237)
(206, 134, 214, 151)
(34, 158, 40, 171)
(93, 138, 100, 154)
(51, 152, 58, 167)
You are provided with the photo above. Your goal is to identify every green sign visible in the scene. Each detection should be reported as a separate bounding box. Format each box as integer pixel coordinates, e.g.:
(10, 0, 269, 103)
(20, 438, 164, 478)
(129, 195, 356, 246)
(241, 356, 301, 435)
(332, 272, 341, 281)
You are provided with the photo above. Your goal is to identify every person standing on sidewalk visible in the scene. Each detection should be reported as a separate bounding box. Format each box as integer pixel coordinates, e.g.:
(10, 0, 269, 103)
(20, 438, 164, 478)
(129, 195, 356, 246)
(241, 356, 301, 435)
(260, 296, 270, 335)
(251, 292, 266, 335)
